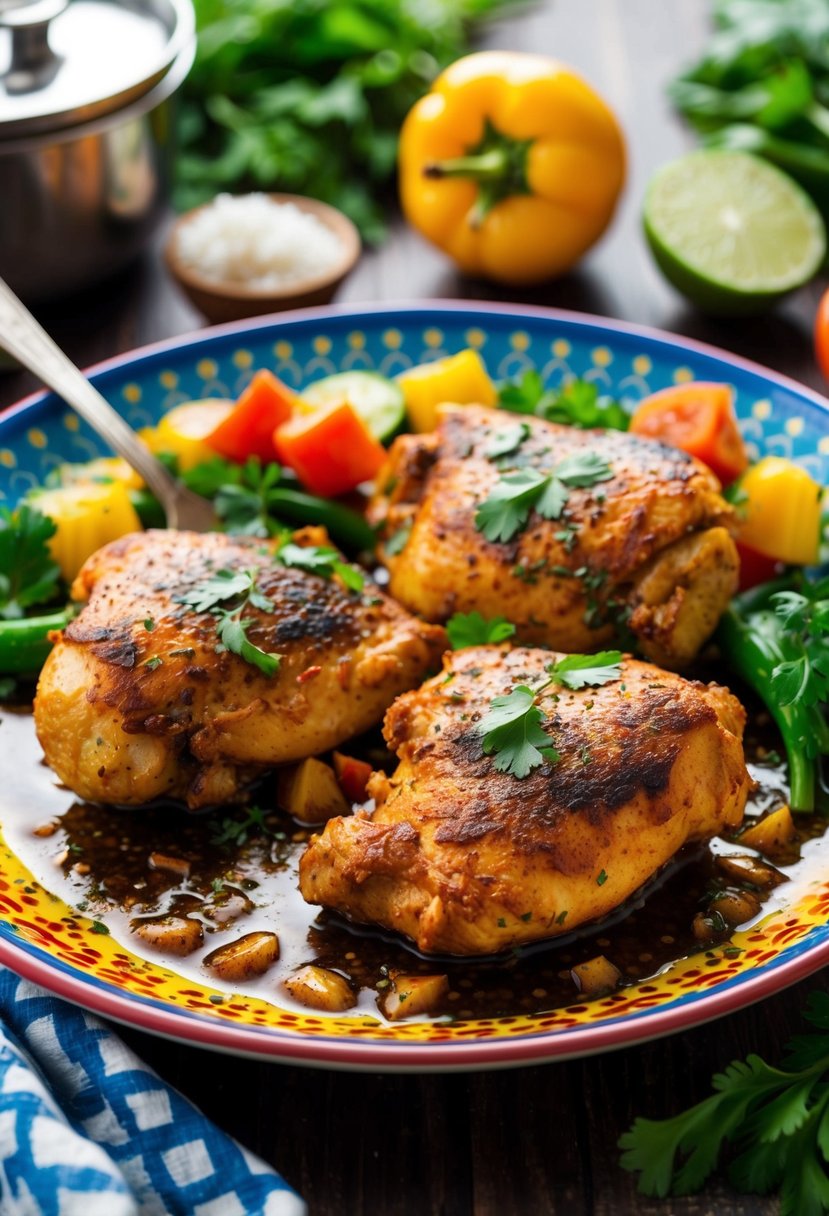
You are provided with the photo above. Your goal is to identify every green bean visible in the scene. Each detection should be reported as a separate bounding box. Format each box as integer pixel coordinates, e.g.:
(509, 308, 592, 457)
(0, 609, 72, 675)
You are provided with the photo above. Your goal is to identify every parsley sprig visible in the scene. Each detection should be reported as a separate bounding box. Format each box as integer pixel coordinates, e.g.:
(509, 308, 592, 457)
(446, 611, 517, 649)
(0, 504, 61, 620)
(498, 371, 630, 431)
(277, 542, 365, 593)
(769, 587, 829, 709)
(475, 453, 614, 543)
(620, 991, 829, 1214)
(477, 650, 622, 778)
(179, 568, 282, 677)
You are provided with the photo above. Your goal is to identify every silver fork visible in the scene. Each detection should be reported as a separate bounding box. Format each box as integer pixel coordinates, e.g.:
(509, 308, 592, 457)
(0, 274, 217, 531)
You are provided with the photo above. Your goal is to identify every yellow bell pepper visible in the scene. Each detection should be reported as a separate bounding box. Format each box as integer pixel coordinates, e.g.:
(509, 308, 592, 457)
(29, 481, 142, 582)
(738, 456, 824, 566)
(396, 348, 497, 433)
(399, 51, 625, 285)
(146, 399, 233, 471)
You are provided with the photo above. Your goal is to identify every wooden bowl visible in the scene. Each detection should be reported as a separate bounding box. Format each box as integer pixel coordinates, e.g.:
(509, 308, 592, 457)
(164, 193, 361, 324)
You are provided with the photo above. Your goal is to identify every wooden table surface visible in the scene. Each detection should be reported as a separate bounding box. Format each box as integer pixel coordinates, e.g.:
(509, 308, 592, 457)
(2, 2, 827, 1213)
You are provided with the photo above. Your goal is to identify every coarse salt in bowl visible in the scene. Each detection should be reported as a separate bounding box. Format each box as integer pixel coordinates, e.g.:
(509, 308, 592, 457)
(165, 192, 361, 323)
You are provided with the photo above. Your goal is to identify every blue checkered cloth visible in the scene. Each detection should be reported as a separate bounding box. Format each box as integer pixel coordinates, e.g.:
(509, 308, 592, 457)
(0, 968, 305, 1215)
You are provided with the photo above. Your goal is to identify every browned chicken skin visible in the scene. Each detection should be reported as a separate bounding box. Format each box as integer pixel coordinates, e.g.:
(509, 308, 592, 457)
(34, 528, 446, 809)
(368, 405, 739, 668)
(300, 646, 751, 956)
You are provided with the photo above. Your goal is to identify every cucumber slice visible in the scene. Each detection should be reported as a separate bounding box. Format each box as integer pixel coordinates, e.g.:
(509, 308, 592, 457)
(301, 372, 406, 443)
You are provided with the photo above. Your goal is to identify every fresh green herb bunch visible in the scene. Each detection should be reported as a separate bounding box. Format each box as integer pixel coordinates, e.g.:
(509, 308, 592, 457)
(669, 0, 829, 220)
(498, 371, 631, 431)
(620, 990, 829, 1215)
(177, 0, 522, 239)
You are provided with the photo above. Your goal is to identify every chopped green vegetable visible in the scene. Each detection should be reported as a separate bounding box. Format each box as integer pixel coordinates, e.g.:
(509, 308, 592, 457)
(177, 0, 523, 239)
(446, 611, 516, 649)
(485, 421, 530, 459)
(0, 505, 61, 620)
(620, 990, 829, 1213)
(498, 371, 630, 430)
(300, 371, 406, 442)
(385, 521, 412, 556)
(141, 456, 376, 552)
(210, 805, 273, 847)
(716, 575, 829, 812)
(475, 454, 614, 543)
(0, 608, 74, 684)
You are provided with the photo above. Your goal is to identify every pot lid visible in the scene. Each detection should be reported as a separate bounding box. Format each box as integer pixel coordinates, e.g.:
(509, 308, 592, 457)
(0, 0, 194, 137)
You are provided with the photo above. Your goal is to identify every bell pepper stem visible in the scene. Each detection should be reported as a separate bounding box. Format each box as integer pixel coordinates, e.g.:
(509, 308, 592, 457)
(424, 148, 512, 183)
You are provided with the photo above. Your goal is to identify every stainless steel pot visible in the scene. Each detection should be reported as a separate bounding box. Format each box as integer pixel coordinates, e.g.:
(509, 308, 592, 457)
(0, 0, 195, 302)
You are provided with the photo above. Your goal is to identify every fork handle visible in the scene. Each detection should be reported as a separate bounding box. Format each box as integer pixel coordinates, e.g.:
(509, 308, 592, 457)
(0, 274, 181, 509)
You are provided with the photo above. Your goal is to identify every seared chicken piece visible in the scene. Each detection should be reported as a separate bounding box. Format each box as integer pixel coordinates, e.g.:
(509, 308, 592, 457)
(369, 405, 739, 668)
(300, 646, 750, 955)
(34, 528, 445, 809)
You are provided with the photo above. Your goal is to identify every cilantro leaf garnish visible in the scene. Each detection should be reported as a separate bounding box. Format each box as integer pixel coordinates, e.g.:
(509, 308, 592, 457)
(277, 542, 365, 593)
(474, 469, 551, 542)
(183, 569, 255, 614)
(619, 991, 829, 1209)
(478, 686, 560, 779)
(547, 650, 623, 690)
(179, 568, 282, 677)
(446, 611, 516, 649)
(210, 805, 273, 847)
(498, 371, 630, 431)
(476, 650, 625, 778)
(215, 613, 281, 677)
(485, 422, 530, 460)
(385, 521, 412, 556)
(0, 504, 61, 620)
(475, 455, 614, 543)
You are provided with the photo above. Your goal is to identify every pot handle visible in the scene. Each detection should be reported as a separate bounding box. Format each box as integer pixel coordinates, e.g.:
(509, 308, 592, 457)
(1, 0, 67, 95)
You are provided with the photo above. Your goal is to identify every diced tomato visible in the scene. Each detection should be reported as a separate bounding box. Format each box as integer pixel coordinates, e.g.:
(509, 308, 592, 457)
(206, 369, 295, 463)
(332, 751, 373, 803)
(815, 286, 829, 381)
(273, 401, 387, 497)
(629, 382, 749, 486)
(736, 540, 785, 592)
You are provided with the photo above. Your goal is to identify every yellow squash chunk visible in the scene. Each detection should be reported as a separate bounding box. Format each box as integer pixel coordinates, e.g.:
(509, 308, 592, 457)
(739, 805, 797, 857)
(29, 481, 142, 582)
(277, 757, 350, 824)
(203, 931, 280, 981)
(283, 965, 355, 1012)
(396, 349, 496, 433)
(58, 456, 144, 491)
(381, 973, 449, 1021)
(149, 399, 233, 471)
(738, 456, 824, 566)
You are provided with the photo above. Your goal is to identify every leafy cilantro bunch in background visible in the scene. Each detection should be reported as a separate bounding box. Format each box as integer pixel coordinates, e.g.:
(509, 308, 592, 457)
(669, 0, 829, 221)
(177, 0, 523, 239)
(620, 990, 829, 1216)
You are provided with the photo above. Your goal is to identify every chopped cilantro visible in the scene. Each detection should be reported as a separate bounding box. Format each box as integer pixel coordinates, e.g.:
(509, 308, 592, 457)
(498, 370, 630, 430)
(179, 568, 282, 678)
(597, 870, 608, 886)
(485, 421, 530, 460)
(477, 685, 560, 779)
(475, 454, 614, 543)
(385, 521, 412, 556)
(90, 920, 110, 935)
(547, 651, 623, 690)
(277, 541, 364, 593)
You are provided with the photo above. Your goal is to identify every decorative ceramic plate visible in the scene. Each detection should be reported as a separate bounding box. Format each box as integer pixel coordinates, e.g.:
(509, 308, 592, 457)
(0, 302, 827, 1072)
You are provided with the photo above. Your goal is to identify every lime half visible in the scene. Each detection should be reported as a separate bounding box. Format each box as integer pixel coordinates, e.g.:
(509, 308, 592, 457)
(643, 150, 826, 316)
